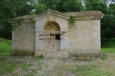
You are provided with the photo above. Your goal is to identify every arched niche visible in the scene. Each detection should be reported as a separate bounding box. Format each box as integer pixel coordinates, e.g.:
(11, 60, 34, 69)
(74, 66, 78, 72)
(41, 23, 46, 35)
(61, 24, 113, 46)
(45, 21, 60, 32)
(44, 21, 61, 49)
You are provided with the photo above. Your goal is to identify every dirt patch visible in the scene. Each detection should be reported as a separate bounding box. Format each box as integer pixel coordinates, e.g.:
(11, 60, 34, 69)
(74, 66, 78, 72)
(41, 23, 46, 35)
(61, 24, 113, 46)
(0, 53, 115, 76)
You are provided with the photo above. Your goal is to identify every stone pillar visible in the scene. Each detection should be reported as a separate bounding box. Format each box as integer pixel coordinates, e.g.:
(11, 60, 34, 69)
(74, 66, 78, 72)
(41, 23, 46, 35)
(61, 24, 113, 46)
(60, 31, 68, 49)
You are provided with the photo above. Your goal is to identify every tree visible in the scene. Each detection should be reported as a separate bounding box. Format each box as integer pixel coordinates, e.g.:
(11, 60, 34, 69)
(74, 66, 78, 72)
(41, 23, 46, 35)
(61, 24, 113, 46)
(0, 0, 33, 39)
(85, 0, 107, 13)
(0, 0, 114, 39)
(101, 4, 115, 39)
(31, 0, 83, 14)
(56, 0, 83, 12)
(84, 0, 115, 39)
(0, 0, 83, 39)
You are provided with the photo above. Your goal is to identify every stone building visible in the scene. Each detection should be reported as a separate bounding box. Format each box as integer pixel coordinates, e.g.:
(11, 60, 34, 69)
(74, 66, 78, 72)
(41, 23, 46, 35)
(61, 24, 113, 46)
(11, 9, 104, 59)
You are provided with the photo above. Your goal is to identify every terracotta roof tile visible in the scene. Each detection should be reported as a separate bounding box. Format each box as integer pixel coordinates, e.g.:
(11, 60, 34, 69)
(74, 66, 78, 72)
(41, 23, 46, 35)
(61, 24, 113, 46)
(75, 11, 104, 18)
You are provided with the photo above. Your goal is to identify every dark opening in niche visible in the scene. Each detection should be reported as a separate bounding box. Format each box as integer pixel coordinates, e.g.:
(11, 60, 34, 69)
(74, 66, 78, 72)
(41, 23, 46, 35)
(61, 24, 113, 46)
(55, 34, 60, 40)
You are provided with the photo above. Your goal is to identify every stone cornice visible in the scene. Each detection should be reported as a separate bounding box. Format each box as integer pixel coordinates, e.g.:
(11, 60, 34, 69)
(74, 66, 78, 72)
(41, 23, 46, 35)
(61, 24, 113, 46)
(65, 11, 104, 20)
(10, 15, 36, 23)
(35, 9, 70, 20)
(10, 9, 104, 22)
(75, 11, 104, 20)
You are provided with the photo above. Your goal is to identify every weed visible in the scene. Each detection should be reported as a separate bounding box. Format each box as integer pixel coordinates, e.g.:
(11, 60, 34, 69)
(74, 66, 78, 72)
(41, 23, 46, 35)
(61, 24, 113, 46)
(35, 55, 44, 63)
(24, 73, 34, 76)
(0, 62, 17, 75)
(57, 72, 63, 76)
(35, 55, 44, 60)
(69, 54, 78, 61)
(11, 73, 19, 76)
(69, 16, 75, 26)
(21, 64, 33, 71)
(101, 53, 107, 60)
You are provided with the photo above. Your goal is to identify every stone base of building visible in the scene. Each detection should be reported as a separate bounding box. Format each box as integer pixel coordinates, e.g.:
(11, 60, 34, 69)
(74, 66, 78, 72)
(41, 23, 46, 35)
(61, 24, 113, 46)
(12, 49, 34, 56)
(34, 49, 69, 59)
(12, 49, 102, 60)
(71, 53, 102, 60)
(35, 49, 102, 60)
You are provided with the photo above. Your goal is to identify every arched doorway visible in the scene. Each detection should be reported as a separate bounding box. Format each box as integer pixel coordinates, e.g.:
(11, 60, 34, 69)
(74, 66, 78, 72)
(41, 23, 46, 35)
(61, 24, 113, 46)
(44, 21, 60, 49)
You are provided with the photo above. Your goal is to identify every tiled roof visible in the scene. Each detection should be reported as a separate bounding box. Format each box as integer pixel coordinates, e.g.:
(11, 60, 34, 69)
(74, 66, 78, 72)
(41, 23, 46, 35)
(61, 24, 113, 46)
(64, 11, 104, 19)
(10, 15, 36, 22)
(75, 11, 104, 18)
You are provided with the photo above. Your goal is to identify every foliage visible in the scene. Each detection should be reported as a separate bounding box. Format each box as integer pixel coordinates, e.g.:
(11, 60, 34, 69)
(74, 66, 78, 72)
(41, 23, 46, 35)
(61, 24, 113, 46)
(69, 16, 76, 26)
(55, 0, 83, 12)
(106, 4, 115, 38)
(31, 0, 83, 14)
(12, 22, 20, 31)
(85, 0, 107, 13)
(85, 0, 115, 39)
(0, 0, 33, 39)
(101, 4, 115, 38)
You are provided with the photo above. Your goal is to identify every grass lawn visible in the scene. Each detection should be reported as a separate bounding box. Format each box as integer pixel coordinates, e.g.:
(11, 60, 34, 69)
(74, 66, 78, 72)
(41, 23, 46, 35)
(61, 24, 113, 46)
(102, 39, 115, 53)
(102, 48, 115, 53)
(0, 38, 11, 55)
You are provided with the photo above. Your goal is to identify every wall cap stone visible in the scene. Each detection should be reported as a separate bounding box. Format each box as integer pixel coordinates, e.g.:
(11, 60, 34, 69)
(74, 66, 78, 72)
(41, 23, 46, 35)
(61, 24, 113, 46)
(10, 9, 104, 22)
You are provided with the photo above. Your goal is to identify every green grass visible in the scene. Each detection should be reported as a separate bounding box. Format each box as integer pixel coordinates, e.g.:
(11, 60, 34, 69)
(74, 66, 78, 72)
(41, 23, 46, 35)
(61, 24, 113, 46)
(102, 48, 115, 53)
(102, 39, 115, 48)
(0, 38, 11, 55)
(72, 65, 113, 76)
(0, 62, 17, 75)
(102, 39, 115, 53)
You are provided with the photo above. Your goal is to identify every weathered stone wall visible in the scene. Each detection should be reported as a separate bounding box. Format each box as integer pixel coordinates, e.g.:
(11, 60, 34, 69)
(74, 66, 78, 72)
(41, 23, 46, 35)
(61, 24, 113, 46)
(68, 19, 101, 56)
(35, 14, 69, 56)
(11, 10, 103, 59)
(35, 14, 102, 59)
(12, 22, 35, 55)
